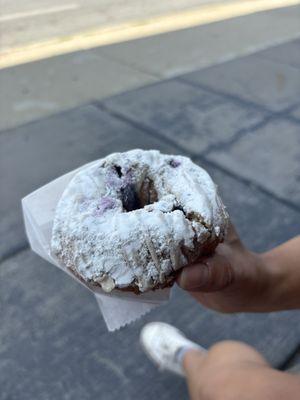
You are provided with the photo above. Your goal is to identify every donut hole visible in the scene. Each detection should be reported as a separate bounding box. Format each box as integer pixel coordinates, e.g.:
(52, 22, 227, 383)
(121, 177, 158, 212)
(114, 165, 123, 177)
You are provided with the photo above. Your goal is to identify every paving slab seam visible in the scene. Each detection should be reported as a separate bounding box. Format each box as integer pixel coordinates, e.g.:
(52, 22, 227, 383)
(177, 76, 296, 117)
(0, 103, 103, 137)
(281, 102, 300, 116)
(96, 101, 300, 215)
(99, 49, 161, 80)
(94, 101, 193, 157)
(97, 99, 261, 160)
(0, 81, 298, 138)
(0, 243, 29, 266)
(203, 111, 300, 155)
(258, 53, 300, 72)
(194, 154, 300, 214)
(203, 114, 275, 155)
(284, 113, 300, 125)
(0, 77, 181, 135)
(100, 33, 300, 84)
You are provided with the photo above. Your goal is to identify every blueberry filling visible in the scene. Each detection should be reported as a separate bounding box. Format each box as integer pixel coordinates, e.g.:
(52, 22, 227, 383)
(169, 159, 181, 168)
(94, 196, 116, 216)
(114, 165, 123, 178)
(121, 184, 141, 212)
(121, 177, 158, 212)
(108, 164, 159, 212)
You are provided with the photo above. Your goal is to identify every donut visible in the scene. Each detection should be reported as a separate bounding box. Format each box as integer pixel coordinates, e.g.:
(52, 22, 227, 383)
(51, 149, 228, 293)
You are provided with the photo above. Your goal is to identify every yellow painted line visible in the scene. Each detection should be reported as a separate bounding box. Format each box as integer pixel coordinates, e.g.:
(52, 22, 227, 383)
(0, 0, 299, 69)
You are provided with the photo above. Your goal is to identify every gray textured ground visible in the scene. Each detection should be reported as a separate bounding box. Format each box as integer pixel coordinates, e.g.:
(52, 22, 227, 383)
(1, 39, 300, 399)
(2, 4, 300, 131)
(2, 0, 228, 49)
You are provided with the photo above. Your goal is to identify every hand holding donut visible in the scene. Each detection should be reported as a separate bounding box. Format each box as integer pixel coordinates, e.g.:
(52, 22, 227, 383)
(177, 222, 300, 313)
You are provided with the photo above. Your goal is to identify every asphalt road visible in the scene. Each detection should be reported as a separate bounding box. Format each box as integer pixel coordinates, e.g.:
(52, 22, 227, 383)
(1, 0, 231, 49)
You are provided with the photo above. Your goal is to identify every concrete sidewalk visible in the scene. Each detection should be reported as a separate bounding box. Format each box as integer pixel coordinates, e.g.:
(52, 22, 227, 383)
(1, 3, 300, 131)
(0, 38, 300, 399)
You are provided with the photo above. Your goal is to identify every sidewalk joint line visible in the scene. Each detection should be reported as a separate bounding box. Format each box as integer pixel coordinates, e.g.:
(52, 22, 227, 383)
(0, 243, 29, 265)
(99, 50, 161, 79)
(178, 75, 300, 121)
(195, 154, 300, 213)
(177, 76, 283, 116)
(97, 101, 300, 214)
(94, 101, 192, 156)
(204, 114, 277, 155)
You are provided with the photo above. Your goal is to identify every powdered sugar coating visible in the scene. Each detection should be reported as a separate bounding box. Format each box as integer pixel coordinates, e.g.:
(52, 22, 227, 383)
(51, 149, 228, 293)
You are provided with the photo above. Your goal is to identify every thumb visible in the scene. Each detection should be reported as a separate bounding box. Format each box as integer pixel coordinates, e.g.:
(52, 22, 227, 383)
(177, 254, 234, 292)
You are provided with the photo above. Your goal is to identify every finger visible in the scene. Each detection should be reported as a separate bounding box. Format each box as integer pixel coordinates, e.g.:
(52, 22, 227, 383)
(182, 348, 206, 371)
(177, 254, 234, 292)
(209, 341, 269, 366)
(182, 349, 207, 400)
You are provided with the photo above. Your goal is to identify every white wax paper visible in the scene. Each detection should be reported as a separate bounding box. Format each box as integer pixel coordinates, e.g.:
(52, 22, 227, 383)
(22, 161, 170, 331)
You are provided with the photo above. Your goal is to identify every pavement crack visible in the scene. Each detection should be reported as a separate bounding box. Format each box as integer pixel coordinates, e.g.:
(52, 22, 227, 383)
(177, 76, 293, 117)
